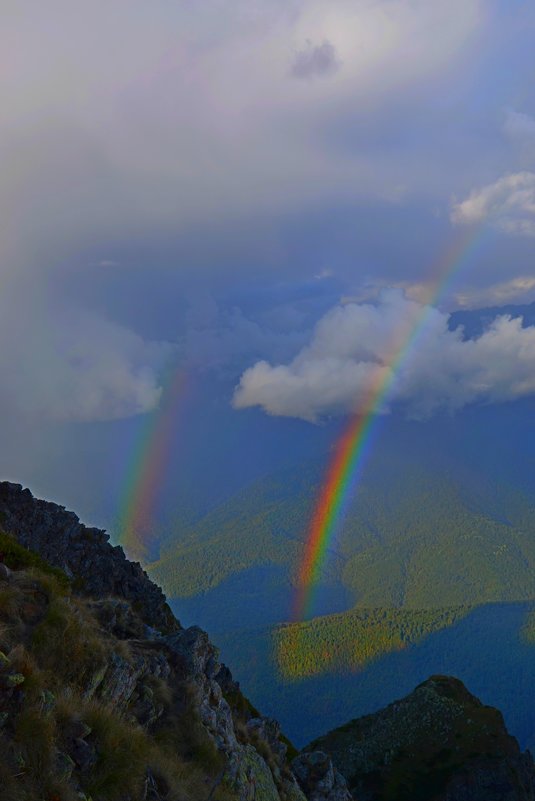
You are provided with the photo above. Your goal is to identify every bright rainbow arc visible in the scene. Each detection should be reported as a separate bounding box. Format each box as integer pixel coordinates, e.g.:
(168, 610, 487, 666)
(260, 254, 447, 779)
(118, 369, 188, 561)
(294, 225, 483, 621)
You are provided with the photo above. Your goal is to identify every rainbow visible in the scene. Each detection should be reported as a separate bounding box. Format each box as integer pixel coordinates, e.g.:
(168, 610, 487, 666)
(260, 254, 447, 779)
(117, 368, 188, 561)
(294, 224, 484, 620)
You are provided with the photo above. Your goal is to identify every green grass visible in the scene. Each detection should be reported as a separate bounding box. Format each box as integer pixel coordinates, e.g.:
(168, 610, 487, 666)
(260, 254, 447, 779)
(0, 530, 69, 590)
(0, 565, 239, 801)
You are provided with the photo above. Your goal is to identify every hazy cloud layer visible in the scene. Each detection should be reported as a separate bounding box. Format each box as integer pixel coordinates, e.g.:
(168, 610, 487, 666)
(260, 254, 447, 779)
(233, 291, 535, 421)
(504, 109, 535, 139)
(452, 172, 535, 235)
(0, 290, 170, 422)
(0, 0, 484, 266)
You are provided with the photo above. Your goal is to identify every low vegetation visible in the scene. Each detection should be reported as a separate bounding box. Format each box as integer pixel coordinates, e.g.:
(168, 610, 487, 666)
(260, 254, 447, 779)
(0, 553, 234, 801)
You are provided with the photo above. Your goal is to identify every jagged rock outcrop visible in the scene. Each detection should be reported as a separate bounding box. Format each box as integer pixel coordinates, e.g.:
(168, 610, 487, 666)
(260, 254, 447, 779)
(0, 481, 178, 633)
(292, 752, 353, 801)
(0, 482, 317, 801)
(308, 675, 535, 801)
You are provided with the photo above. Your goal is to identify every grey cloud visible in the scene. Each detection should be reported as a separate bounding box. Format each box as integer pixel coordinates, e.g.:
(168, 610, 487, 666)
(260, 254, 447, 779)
(0, 0, 484, 269)
(0, 288, 170, 423)
(233, 290, 535, 421)
(291, 40, 340, 79)
(180, 299, 311, 373)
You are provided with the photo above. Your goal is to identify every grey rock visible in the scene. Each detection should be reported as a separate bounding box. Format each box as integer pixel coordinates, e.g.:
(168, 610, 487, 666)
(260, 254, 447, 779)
(292, 752, 353, 801)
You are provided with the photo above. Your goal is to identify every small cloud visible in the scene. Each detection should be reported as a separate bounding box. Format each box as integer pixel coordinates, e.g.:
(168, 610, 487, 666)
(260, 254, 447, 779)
(97, 259, 120, 267)
(504, 108, 535, 139)
(290, 39, 341, 80)
(314, 268, 334, 281)
(451, 172, 535, 236)
(455, 276, 535, 309)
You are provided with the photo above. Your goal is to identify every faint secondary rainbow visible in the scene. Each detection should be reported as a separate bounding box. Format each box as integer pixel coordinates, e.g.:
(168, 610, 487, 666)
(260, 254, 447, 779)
(117, 368, 188, 561)
(293, 225, 484, 620)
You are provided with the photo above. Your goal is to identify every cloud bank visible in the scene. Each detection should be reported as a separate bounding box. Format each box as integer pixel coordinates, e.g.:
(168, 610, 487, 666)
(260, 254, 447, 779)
(233, 291, 535, 421)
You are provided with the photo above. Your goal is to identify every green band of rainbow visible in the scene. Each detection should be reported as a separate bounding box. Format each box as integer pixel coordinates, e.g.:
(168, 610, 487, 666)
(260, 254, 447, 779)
(294, 225, 483, 620)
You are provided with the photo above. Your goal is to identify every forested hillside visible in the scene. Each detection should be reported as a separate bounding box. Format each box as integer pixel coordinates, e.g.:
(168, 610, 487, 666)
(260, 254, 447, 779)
(150, 452, 535, 626)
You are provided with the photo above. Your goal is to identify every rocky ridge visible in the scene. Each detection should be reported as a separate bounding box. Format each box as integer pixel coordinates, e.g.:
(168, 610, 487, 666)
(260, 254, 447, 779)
(0, 481, 178, 634)
(308, 675, 535, 801)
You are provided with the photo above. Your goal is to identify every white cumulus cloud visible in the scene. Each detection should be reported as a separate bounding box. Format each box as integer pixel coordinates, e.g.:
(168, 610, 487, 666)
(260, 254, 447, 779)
(451, 172, 535, 235)
(233, 290, 535, 421)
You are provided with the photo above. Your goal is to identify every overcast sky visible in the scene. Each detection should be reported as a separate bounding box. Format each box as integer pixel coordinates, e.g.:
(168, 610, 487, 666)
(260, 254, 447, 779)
(2, 0, 535, 471)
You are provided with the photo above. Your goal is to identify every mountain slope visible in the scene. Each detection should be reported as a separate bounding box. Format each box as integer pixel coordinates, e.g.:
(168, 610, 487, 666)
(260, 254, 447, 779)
(150, 452, 535, 629)
(308, 675, 535, 801)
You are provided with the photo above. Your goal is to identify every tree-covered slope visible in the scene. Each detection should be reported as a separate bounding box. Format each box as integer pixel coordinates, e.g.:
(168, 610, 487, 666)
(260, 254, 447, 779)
(274, 607, 471, 679)
(150, 451, 535, 624)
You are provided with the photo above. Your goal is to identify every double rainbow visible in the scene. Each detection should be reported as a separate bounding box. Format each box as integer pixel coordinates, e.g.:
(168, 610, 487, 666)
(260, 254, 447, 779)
(294, 225, 483, 620)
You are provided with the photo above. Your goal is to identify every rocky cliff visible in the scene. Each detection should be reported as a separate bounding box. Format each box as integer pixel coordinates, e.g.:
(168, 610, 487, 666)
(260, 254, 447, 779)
(308, 675, 535, 801)
(0, 481, 178, 634)
(0, 482, 349, 801)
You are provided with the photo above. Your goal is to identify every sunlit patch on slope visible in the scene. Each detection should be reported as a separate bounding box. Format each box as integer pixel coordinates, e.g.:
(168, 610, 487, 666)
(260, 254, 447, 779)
(274, 606, 471, 680)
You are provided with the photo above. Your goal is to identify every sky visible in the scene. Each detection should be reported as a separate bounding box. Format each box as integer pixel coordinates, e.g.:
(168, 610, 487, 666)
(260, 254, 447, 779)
(2, 0, 535, 526)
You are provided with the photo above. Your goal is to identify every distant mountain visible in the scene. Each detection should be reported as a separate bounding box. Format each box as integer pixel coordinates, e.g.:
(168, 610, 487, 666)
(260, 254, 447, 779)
(150, 438, 535, 629)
